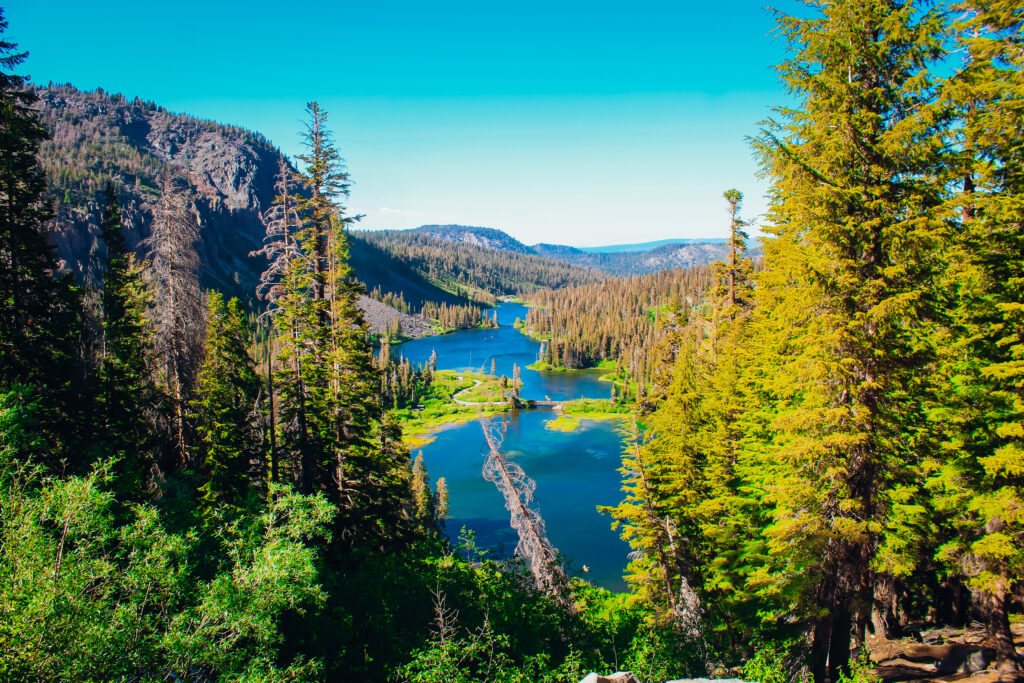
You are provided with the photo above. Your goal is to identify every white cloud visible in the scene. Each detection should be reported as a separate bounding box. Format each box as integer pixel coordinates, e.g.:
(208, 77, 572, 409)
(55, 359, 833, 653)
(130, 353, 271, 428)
(378, 207, 420, 217)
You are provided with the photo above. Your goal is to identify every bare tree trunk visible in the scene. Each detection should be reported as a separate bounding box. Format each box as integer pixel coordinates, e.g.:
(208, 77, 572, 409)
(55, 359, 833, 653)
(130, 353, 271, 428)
(147, 172, 203, 472)
(811, 616, 832, 683)
(480, 418, 574, 611)
(985, 588, 1020, 672)
(828, 602, 853, 683)
(267, 337, 278, 484)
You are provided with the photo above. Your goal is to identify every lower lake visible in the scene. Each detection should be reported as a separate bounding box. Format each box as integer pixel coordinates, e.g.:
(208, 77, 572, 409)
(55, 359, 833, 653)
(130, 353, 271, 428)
(397, 302, 631, 592)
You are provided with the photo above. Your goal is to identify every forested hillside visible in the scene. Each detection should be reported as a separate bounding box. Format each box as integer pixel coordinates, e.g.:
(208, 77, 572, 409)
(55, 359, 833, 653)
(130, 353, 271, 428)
(384, 223, 739, 276)
(35, 84, 282, 300)
(355, 228, 603, 299)
(31, 88, 496, 331)
(521, 267, 713, 385)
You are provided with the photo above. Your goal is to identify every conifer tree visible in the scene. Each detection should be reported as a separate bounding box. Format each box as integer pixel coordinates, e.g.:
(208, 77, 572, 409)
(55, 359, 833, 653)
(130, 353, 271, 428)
(97, 184, 157, 501)
(435, 477, 449, 524)
(193, 292, 263, 523)
(928, 2, 1024, 670)
(253, 156, 309, 488)
(411, 452, 431, 520)
(0, 11, 82, 465)
(714, 189, 752, 316)
(254, 104, 413, 548)
(147, 173, 203, 471)
(747, 2, 946, 679)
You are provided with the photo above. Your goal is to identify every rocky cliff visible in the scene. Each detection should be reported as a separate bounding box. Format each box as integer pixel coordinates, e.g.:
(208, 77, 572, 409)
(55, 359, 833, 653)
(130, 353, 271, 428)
(33, 84, 429, 335)
(36, 84, 281, 303)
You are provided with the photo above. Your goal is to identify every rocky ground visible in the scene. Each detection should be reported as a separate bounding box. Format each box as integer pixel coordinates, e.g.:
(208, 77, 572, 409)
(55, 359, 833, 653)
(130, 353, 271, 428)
(357, 295, 433, 339)
(868, 622, 1024, 683)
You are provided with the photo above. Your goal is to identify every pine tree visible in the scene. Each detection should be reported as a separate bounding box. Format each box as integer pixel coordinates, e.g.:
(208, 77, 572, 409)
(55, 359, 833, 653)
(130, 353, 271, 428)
(97, 184, 157, 501)
(435, 477, 449, 524)
(927, 2, 1024, 670)
(254, 104, 413, 548)
(193, 292, 264, 524)
(411, 452, 431, 520)
(0, 10, 82, 466)
(747, 2, 947, 679)
(714, 189, 752, 317)
(253, 156, 309, 488)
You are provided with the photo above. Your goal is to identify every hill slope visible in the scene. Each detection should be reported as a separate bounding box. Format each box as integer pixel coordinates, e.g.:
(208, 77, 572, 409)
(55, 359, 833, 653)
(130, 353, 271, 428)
(36, 84, 280, 301)
(32, 85, 456, 334)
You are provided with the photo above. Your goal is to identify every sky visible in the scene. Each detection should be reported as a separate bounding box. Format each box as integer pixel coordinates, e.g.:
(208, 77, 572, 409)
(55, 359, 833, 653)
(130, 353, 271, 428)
(5, 1, 797, 247)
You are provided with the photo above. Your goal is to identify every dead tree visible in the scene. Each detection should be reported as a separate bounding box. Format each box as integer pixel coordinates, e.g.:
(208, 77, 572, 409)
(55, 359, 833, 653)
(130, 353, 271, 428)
(479, 418, 574, 609)
(146, 172, 203, 471)
(250, 158, 309, 488)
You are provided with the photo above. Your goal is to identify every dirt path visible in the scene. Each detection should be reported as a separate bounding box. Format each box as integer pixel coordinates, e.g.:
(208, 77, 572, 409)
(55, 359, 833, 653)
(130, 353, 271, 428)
(452, 379, 504, 406)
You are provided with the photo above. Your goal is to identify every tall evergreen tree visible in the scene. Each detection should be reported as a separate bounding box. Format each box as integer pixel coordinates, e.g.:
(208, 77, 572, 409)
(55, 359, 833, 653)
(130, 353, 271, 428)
(193, 292, 264, 524)
(96, 184, 157, 500)
(255, 104, 413, 547)
(0, 10, 82, 466)
(928, 1, 1024, 670)
(747, 2, 946, 679)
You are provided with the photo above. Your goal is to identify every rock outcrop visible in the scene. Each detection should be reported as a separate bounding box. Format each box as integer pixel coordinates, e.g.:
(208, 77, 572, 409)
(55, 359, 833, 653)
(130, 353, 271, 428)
(33, 84, 415, 334)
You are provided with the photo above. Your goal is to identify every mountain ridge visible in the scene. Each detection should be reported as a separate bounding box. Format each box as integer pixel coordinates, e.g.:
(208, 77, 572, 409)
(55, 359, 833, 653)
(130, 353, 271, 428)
(370, 224, 736, 276)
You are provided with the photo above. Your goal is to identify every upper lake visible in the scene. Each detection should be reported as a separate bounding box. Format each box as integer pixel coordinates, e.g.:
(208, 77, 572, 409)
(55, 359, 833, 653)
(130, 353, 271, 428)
(397, 302, 631, 592)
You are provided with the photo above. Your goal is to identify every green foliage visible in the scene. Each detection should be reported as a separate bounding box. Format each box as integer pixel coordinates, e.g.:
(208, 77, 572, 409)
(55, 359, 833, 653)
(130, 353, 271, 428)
(395, 615, 583, 683)
(193, 292, 264, 523)
(0, 11, 84, 468)
(0, 458, 332, 680)
(740, 640, 804, 683)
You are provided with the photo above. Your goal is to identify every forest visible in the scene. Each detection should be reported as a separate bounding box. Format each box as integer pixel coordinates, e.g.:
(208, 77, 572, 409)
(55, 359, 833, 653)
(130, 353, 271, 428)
(1, 2, 1023, 683)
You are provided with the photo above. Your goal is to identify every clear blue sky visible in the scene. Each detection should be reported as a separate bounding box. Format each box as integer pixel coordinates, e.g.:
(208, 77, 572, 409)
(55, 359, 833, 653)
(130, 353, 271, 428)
(6, 1, 797, 246)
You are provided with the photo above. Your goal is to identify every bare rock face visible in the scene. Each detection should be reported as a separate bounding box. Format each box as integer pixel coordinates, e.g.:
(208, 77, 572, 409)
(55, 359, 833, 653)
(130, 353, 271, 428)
(580, 673, 640, 683)
(32, 84, 416, 335)
(35, 84, 281, 303)
(356, 295, 432, 339)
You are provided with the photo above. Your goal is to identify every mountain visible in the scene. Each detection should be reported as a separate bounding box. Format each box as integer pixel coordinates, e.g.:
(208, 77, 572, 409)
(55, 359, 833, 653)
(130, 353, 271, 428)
(32, 85, 451, 336)
(353, 230, 601, 300)
(36, 84, 278, 301)
(407, 224, 534, 254)
(34, 85, 728, 323)
(577, 237, 727, 253)
(384, 225, 738, 276)
(532, 240, 732, 276)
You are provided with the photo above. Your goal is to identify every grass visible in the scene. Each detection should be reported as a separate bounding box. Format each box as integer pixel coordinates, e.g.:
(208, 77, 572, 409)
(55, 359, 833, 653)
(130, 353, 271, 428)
(456, 375, 519, 403)
(527, 359, 565, 372)
(395, 370, 514, 447)
(544, 415, 582, 432)
(559, 398, 630, 422)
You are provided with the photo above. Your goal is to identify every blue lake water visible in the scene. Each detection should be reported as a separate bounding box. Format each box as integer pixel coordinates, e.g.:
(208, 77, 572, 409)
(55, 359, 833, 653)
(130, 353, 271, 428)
(399, 302, 630, 592)
(396, 302, 615, 402)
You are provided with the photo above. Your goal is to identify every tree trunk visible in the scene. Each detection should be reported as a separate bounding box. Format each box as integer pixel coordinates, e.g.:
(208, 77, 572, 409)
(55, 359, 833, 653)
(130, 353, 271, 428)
(828, 604, 853, 683)
(985, 588, 1020, 672)
(267, 342, 278, 484)
(811, 616, 832, 683)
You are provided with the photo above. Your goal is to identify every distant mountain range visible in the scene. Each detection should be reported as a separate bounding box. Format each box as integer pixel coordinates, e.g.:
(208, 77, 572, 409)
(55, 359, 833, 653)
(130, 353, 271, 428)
(576, 237, 727, 253)
(391, 225, 737, 277)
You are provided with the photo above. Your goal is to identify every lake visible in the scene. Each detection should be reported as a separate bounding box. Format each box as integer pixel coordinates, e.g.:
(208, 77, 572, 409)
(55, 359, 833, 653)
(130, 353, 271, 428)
(398, 302, 631, 592)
